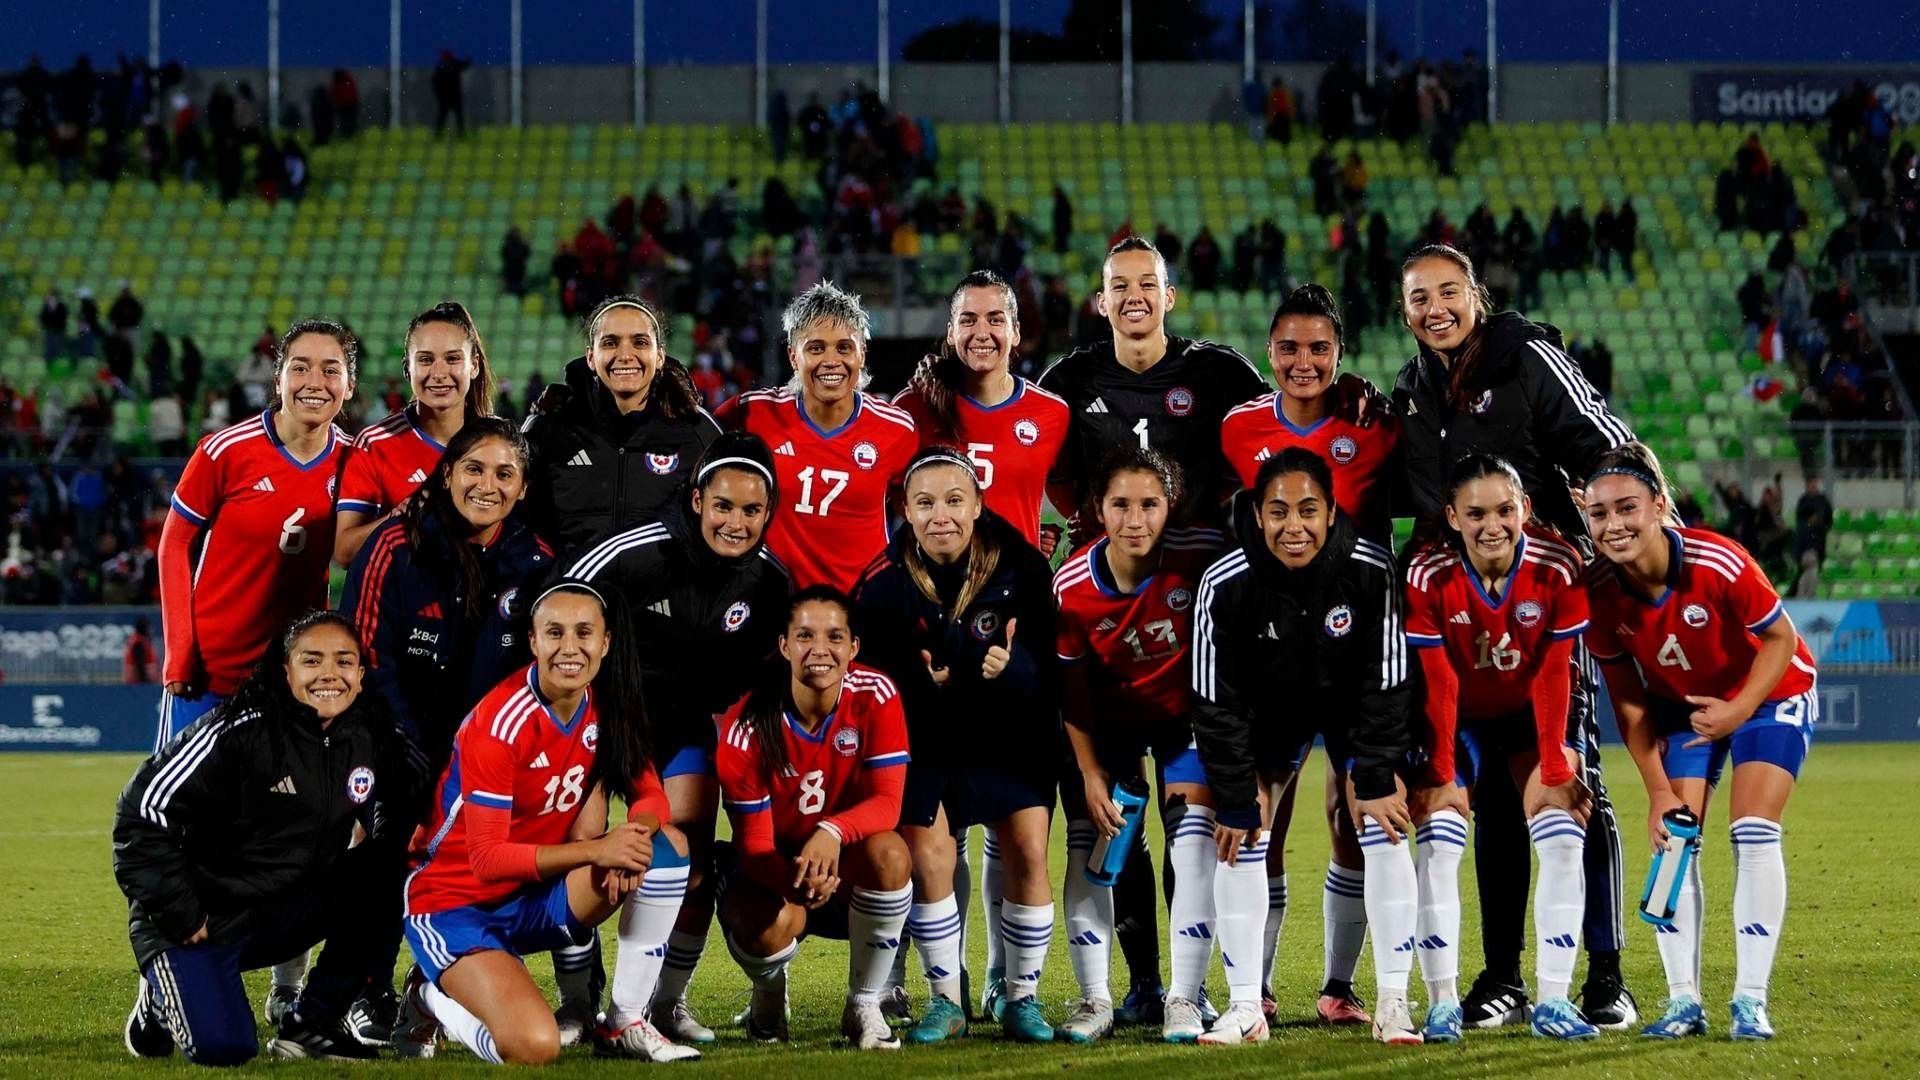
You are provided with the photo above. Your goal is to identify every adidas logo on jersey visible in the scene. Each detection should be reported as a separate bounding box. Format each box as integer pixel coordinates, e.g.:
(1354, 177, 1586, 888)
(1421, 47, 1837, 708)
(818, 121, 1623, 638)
(418, 602, 444, 619)
(270, 775, 298, 795)
(1450, 611, 1471, 624)
(253, 476, 276, 493)
(567, 450, 593, 467)
(649, 599, 672, 616)
(407, 468, 429, 484)
(1084, 397, 1110, 414)
(1254, 447, 1271, 462)
(529, 752, 550, 769)
(1094, 618, 1118, 632)
(775, 441, 795, 456)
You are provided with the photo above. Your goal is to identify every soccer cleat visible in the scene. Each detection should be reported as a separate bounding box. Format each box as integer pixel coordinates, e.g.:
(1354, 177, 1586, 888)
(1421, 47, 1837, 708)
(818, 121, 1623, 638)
(906, 996, 968, 1044)
(263, 984, 300, 1029)
(1530, 996, 1601, 1041)
(1421, 1001, 1465, 1044)
(649, 998, 716, 1045)
(553, 999, 597, 1048)
(124, 980, 175, 1059)
(746, 969, 791, 1043)
(390, 966, 440, 1060)
(347, 984, 400, 1046)
(1578, 971, 1639, 1030)
(268, 1008, 380, 1061)
(1461, 971, 1531, 1029)
(1162, 995, 1205, 1043)
(1198, 1001, 1270, 1045)
(1002, 996, 1055, 1043)
(1639, 995, 1708, 1040)
(596, 1015, 702, 1061)
(1316, 990, 1371, 1025)
(878, 983, 914, 1026)
(1197, 985, 1221, 1025)
(1729, 994, 1774, 1041)
(980, 968, 1008, 1023)
(1260, 986, 1277, 1022)
(841, 997, 902, 1050)
(1372, 996, 1424, 1046)
(1117, 979, 1166, 1026)
(1058, 997, 1114, 1044)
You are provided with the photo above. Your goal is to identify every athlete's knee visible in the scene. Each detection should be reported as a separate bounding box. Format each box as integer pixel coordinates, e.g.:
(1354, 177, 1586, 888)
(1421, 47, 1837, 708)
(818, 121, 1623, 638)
(494, 1018, 562, 1066)
(184, 1026, 258, 1067)
(859, 831, 913, 891)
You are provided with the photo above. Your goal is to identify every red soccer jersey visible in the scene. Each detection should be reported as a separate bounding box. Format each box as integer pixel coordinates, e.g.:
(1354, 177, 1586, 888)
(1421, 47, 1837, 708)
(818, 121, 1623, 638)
(893, 377, 1070, 545)
(715, 389, 917, 593)
(335, 406, 447, 517)
(1585, 527, 1816, 705)
(163, 411, 347, 694)
(1053, 527, 1227, 729)
(715, 664, 911, 854)
(1219, 394, 1401, 541)
(407, 664, 671, 915)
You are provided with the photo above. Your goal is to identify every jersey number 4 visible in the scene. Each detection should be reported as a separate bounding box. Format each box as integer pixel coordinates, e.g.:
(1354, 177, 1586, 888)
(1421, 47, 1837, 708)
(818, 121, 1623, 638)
(1656, 633, 1692, 671)
(794, 467, 849, 516)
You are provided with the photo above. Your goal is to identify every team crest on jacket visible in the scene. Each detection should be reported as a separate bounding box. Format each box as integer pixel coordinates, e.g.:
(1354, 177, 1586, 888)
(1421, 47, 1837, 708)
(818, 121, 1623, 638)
(582, 723, 599, 751)
(1013, 418, 1040, 446)
(1324, 605, 1354, 637)
(498, 587, 519, 621)
(1329, 435, 1358, 464)
(852, 441, 879, 470)
(833, 727, 860, 757)
(1683, 603, 1710, 628)
(1166, 587, 1193, 612)
(1515, 599, 1543, 628)
(1468, 389, 1494, 415)
(646, 452, 680, 475)
(347, 766, 375, 804)
(1164, 387, 1195, 416)
(970, 609, 1001, 641)
(723, 601, 750, 632)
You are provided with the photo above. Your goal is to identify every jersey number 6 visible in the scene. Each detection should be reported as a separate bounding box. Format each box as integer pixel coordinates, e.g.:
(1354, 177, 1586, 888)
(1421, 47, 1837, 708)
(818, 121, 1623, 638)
(278, 508, 308, 555)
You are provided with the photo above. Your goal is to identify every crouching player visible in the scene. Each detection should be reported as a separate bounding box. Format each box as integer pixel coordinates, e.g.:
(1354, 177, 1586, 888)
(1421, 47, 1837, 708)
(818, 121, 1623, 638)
(1190, 447, 1425, 1046)
(1054, 448, 1232, 1044)
(1583, 443, 1813, 1042)
(1404, 455, 1599, 1043)
(714, 587, 915, 1050)
(393, 582, 697, 1065)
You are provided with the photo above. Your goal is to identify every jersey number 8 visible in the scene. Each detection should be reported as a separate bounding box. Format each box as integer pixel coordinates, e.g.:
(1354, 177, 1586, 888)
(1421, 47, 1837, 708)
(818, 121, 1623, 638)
(798, 768, 826, 814)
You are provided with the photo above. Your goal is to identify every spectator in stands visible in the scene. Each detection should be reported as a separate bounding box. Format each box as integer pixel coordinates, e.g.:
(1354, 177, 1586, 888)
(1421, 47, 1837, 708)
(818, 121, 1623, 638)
(1340, 150, 1369, 208)
(1793, 475, 1833, 567)
(551, 239, 582, 316)
(283, 139, 308, 201)
(39, 288, 68, 364)
(1574, 337, 1614, 399)
(1230, 223, 1256, 292)
(500, 226, 531, 296)
(123, 616, 157, 683)
(309, 82, 334, 145)
(1714, 478, 1759, 550)
(1259, 219, 1288, 293)
(141, 111, 169, 182)
(1593, 203, 1618, 275)
(173, 113, 205, 181)
(107, 280, 144, 343)
(1187, 226, 1222, 292)
(432, 50, 471, 136)
(149, 393, 186, 456)
(144, 331, 173, 395)
(331, 69, 360, 136)
(1265, 76, 1295, 142)
(798, 93, 830, 159)
(70, 463, 107, 549)
(1316, 57, 1361, 140)
(1053, 184, 1073, 255)
(1311, 146, 1338, 215)
(177, 335, 204, 406)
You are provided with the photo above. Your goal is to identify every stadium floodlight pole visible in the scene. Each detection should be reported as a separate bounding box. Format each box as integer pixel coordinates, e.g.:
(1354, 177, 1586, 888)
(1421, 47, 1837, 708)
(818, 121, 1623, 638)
(754, 0, 766, 129)
(1243, 0, 1255, 87)
(636, 0, 648, 126)
(267, 0, 280, 132)
(877, 0, 890, 105)
(1606, 0, 1620, 125)
(149, 0, 160, 68)
(1365, 0, 1375, 85)
(1121, 0, 1133, 125)
(510, 0, 523, 128)
(1486, 0, 1498, 122)
(998, 0, 1010, 125)
(388, 0, 400, 128)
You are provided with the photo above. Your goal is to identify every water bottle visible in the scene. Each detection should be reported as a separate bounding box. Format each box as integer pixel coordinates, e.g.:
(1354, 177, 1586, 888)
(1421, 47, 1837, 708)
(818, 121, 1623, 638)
(1638, 807, 1702, 926)
(1084, 777, 1151, 888)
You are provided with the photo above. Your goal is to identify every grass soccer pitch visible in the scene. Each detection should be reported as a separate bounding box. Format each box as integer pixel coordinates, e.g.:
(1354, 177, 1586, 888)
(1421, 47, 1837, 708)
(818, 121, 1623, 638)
(2, 745, 1916, 1078)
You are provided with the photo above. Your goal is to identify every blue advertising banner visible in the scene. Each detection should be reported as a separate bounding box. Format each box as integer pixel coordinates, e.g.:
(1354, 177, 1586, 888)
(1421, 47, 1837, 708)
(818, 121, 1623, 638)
(1691, 70, 1920, 125)
(0, 685, 159, 753)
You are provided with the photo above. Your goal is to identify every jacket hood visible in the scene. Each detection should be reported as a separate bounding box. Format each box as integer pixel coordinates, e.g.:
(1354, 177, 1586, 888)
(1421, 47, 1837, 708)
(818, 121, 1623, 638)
(1231, 487, 1357, 594)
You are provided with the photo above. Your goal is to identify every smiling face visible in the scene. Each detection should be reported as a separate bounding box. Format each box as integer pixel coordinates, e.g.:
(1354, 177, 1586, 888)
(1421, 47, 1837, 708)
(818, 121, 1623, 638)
(1584, 473, 1667, 566)
(1099, 248, 1175, 342)
(905, 463, 982, 564)
(406, 320, 476, 415)
(790, 317, 865, 409)
(1259, 471, 1330, 569)
(1446, 473, 1528, 574)
(283, 622, 364, 721)
(448, 436, 527, 536)
(1401, 255, 1480, 354)
(1268, 313, 1340, 404)
(947, 285, 1020, 379)
(691, 468, 770, 559)
(1099, 468, 1170, 560)
(531, 591, 611, 700)
(588, 305, 665, 407)
(781, 599, 859, 694)
(276, 332, 354, 426)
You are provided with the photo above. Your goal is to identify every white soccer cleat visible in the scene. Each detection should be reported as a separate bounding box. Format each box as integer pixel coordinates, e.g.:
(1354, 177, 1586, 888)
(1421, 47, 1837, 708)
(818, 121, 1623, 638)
(649, 998, 716, 1045)
(1198, 1001, 1271, 1045)
(841, 996, 902, 1050)
(1372, 996, 1425, 1046)
(595, 1016, 702, 1062)
(1058, 997, 1115, 1044)
(1162, 996, 1205, 1043)
(746, 970, 791, 1042)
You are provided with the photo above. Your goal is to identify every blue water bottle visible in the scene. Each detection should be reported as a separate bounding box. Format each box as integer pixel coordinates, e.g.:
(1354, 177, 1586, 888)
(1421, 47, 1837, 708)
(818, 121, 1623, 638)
(1084, 777, 1151, 888)
(1638, 807, 1702, 926)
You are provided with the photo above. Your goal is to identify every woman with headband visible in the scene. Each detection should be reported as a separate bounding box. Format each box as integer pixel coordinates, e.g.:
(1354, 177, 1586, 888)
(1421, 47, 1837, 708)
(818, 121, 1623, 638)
(523, 294, 720, 561)
(391, 581, 698, 1065)
(854, 445, 1061, 1045)
(565, 431, 791, 1048)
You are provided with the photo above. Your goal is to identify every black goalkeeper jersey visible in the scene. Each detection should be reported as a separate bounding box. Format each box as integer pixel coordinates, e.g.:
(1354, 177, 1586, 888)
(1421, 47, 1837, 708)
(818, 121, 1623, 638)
(1037, 335, 1269, 524)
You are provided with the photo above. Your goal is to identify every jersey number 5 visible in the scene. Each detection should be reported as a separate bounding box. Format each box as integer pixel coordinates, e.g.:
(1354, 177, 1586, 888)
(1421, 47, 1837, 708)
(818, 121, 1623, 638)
(794, 467, 850, 517)
(798, 769, 826, 814)
(966, 442, 995, 488)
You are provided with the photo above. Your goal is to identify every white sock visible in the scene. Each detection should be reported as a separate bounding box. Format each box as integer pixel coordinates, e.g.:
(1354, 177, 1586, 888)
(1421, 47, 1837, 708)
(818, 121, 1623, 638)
(1001, 901, 1055, 1003)
(1262, 871, 1289, 993)
(1527, 808, 1587, 1002)
(727, 935, 797, 988)
(271, 949, 309, 992)
(1064, 820, 1115, 1004)
(422, 981, 504, 1064)
(1654, 849, 1704, 1000)
(1731, 817, 1786, 1004)
(1415, 810, 1468, 1004)
(982, 828, 1005, 975)
(1358, 820, 1416, 997)
(1166, 804, 1218, 1001)
(1322, 863, 1368, 987)
(849, 884, 913, 1004)
(653, 930, 707, 1008)
(553, 934, 599, 1011)
(953, 828, 973, 966)
(908, 895, 964, 1003)
(1215, 832, 1269, 1007)
(607, 860, 690, 1026)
